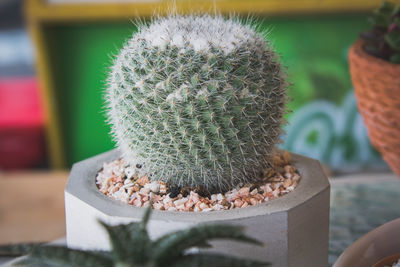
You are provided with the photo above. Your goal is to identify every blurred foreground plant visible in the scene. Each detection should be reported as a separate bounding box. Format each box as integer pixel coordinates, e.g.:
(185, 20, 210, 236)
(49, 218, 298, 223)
(0, 207, 269, 267)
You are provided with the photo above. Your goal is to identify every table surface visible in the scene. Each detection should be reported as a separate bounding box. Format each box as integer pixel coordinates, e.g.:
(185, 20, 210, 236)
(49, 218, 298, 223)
(329, 173, 400, 266)
(0, 171, 399, 267)
(0, 171, 68, 244)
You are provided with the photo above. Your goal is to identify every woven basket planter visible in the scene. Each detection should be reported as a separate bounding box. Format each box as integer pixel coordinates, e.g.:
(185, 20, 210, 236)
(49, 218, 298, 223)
(348, 40, 400, 176)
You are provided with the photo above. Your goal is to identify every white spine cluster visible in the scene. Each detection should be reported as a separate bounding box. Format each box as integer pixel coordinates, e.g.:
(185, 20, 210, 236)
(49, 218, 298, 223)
(139, 15, 261, 53)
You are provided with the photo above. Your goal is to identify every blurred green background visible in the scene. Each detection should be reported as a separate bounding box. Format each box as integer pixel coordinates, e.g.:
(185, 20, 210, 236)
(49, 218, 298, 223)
(44, 14, 384, 171)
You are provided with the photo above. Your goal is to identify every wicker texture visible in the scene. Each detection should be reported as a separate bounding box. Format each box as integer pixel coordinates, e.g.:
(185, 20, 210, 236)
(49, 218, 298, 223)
(349, 41, 400, 176)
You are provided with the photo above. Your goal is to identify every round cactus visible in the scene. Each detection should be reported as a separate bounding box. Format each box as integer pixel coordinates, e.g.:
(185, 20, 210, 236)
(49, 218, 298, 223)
(106, 15, 287, 191)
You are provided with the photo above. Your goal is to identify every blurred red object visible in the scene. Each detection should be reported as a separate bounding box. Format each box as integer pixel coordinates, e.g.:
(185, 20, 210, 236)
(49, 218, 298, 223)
(0, 77, 46, 169)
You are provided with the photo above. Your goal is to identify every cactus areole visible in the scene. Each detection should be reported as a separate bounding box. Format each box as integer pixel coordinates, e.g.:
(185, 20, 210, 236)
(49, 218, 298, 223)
(106, 15, 287, 192)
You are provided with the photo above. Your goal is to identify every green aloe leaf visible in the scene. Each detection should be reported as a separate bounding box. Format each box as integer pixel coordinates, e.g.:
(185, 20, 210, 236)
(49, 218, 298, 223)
(152, 224, 263, 265)
(169, 253, 270, 267)
(0, 243, 44, 257)
(99, 219, 151, 264)
(140, 204, 152, 230)
(0, 244, 112, 267)
(0, 208, 270, 267)
(15, 256, 71, 267)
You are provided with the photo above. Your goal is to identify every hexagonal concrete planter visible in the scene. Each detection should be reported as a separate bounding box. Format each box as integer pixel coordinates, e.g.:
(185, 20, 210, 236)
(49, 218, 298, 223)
(65, 149, 330, 267)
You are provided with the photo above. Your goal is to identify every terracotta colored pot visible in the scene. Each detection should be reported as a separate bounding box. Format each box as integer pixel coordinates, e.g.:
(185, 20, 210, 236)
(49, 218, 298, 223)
(348, 40, 400, 177)
(373, 252, 400, 267)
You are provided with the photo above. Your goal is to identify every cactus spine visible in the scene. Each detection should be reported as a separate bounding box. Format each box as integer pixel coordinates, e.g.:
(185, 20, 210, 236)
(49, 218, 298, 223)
(106, 15, 287, 191)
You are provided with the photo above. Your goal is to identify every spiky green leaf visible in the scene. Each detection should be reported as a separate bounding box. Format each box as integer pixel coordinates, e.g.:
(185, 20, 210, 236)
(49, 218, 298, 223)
(14, 257, 56, 267)
(99, 219, 151, 264)
(140, 205, 152, 230)
(0, 244, 112, 267)
(0, 209, 271, 267)
(153, 224, 262, 264)
(0, 243, 44, 257)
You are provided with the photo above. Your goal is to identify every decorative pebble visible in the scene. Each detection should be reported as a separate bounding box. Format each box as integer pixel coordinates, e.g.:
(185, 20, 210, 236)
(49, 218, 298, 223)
(137, 176, 149, 186)
(144, 181, 160, 193)
(124, 167, 136, 179)
(96, 151, 301, 212)
(169, 186, 181, 198)
(174, 197, 188, 206)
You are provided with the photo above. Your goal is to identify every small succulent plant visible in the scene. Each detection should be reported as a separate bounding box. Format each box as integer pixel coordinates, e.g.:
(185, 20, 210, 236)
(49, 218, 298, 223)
(0, 207, 269, 267)
(361, 1, 400, 63)
(106, 14, 287, 192)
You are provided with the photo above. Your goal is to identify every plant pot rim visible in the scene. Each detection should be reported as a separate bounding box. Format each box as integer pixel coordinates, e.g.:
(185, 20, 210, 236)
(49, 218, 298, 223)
(65, 149, 329, 222)
(350, 40, 400, 72)
(334, 218, 400, 267)
(373, 252, 400, 267)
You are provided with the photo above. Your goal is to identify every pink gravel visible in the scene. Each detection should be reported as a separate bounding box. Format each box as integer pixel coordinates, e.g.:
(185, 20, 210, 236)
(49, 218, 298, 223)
(96, 150, 301, 212)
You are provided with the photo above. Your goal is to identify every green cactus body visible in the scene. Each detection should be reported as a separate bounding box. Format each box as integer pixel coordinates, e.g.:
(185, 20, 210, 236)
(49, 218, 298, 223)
(106, 15, 287, 191)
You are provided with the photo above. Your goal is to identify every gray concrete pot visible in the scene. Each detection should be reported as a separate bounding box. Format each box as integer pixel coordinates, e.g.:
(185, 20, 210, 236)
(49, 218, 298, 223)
(65, 149, 330, 267)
